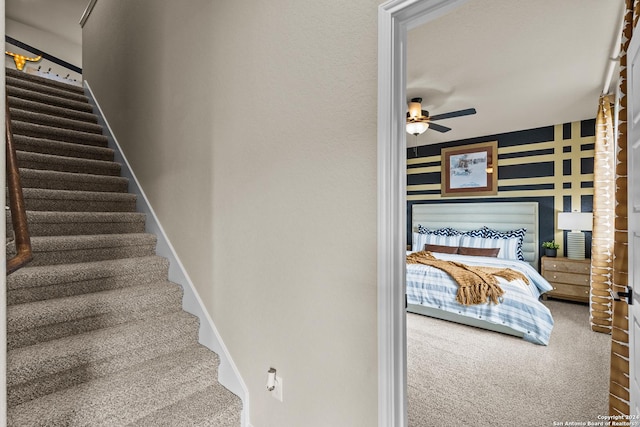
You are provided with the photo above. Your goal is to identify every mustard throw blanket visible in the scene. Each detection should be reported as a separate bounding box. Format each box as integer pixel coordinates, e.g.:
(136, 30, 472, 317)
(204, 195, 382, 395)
(406, 251, 530, 306)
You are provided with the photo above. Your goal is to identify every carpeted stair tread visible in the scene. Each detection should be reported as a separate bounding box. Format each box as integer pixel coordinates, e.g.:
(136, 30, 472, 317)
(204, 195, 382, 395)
(10, 233, 157, 266)
(6, 76, 89, 104)
(6, 68, 85, 95)
(11, 211, 145, 236)
(7, 256, 170, 305)
(17, 150, 121, 176)
(8, 345, 225, 426)
(131, 382, 243, 427)
(7, 311, 201, 406)
(7, 85, 94, 114)
(11, 120, 108, 147)
(8, 333, 201, 409)
(20, 187, 137, 212)
(8, 96, 98, 124)
(19, 168, 129, 193)
(7, 310, 200, 385)
(13, 134, 114, 161)
(10, 108, 103, 135)
(8, 281, 183, 350)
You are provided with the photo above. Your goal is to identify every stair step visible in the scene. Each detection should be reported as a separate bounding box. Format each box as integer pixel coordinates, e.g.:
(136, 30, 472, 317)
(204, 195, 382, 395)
(10, 108, 103, 135)
(20, 188, 137, 212)
(7, 345, 229, 425)
(7, 311, 201, 407)
(19, 168, 129, 193)
(132, 382, 243, 427)
(7, 85, 94, 114)
(17, 150, 121, 176)
(8, 95, 98, 124)
(6, 76, 89, 104)
(13, 134, 114, 162)
(8, 233, 157, 266)
(8, 211, 145, 237)
(8, 281, 183, 350)
(6, 68, 86, 95)
(11, 120, 108, 147)
(7, 256, 170, 305)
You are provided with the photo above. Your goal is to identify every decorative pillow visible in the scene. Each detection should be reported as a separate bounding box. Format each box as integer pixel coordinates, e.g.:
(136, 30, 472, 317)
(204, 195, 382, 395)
(459, 235, 520, 261)
(460, 228, 487, 238)
(417, 224, 430, 234)
(482, 227, 526, 261)
(424, 244, 459, 254)
(412, 232, 462, 252)
(430, 227, 461, 236)
(416, 226, 461, 236)
(458, 246, 500, 257)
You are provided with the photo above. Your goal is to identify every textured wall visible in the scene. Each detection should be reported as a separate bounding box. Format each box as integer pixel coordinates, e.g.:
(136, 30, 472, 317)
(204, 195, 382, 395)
(82, 1, 379, 426)
(407, 119, 596, 259)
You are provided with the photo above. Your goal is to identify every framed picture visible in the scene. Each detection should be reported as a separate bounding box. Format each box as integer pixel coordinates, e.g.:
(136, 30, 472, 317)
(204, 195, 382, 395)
(441, 141, 498, 197)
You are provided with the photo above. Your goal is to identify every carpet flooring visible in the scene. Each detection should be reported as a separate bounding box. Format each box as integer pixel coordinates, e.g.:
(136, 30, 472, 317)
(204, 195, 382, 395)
(407, 299, 610, 427)
(5, 68, 241, 426)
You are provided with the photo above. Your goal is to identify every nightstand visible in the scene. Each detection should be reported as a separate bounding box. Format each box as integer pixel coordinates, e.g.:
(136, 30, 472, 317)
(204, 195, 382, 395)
(541, 256, 590, 303)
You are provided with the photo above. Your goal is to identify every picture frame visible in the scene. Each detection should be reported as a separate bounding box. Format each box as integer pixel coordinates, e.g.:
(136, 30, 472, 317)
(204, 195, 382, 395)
(441, 141, 498, 197)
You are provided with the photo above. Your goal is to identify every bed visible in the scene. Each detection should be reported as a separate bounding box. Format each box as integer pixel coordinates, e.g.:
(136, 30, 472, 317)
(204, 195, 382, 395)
(407, 202, 554, 345)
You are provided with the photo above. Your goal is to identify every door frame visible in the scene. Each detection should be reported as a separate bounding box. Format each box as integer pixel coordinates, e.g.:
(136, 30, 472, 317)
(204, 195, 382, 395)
(377, 1, 470, 425)
(627, 17, 640, 415)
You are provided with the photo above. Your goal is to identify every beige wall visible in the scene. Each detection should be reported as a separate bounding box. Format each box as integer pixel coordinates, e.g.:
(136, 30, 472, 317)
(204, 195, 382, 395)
(6, 18, 82, 67)
(82, 1, 379, 426)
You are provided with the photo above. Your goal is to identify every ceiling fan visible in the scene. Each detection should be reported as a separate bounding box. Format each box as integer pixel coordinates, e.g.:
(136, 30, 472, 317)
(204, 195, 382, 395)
(406, 97, 476, 135)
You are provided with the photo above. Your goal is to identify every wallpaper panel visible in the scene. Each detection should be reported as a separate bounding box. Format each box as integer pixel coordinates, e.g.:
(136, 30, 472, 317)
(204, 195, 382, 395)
(407, 119, 595, 261)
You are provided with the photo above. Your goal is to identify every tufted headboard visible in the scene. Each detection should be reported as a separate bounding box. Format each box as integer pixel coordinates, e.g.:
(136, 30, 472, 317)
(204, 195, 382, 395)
(411, 202, 540, 270)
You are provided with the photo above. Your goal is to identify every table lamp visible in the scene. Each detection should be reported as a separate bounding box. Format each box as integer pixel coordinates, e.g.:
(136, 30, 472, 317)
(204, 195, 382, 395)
(557, 212, 593, 260)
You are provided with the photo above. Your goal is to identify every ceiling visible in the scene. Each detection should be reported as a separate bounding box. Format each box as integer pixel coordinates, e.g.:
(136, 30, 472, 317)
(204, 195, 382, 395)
(407, 0, 625, 147)
(6, 0, 87, 46)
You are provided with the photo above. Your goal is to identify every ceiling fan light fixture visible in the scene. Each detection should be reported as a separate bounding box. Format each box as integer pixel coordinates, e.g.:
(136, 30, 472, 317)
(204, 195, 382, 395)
(406, 121, 429, 136)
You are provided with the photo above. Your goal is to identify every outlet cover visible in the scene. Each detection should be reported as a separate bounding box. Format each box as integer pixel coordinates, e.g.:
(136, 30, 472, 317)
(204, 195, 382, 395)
(271, 375, 283, 402)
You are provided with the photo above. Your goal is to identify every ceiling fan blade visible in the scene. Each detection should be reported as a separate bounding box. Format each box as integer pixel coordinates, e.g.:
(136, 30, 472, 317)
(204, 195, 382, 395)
(429, 108, 477, 121)
(428, 122, 451, 133)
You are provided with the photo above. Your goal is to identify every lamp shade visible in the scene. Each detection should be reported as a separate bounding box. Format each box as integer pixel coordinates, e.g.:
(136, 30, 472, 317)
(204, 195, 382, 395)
(408, 101, 422, 119)
(557, 212, 593, 232)
(406, 121, 429, 136)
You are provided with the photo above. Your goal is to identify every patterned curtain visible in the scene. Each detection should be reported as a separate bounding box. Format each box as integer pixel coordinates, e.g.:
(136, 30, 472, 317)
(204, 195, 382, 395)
(610, 0, 640, 416)
(590, 95, 615, 334)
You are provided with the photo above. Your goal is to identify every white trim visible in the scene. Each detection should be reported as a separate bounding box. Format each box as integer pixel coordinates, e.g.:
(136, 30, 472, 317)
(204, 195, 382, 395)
(377, 1, 469, 426)
(84, 81, 250, 427)
(79, 0, 98, 27)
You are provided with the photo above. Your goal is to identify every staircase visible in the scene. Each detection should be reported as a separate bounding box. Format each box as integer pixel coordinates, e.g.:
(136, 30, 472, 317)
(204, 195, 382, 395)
(5, 68, 242, 426)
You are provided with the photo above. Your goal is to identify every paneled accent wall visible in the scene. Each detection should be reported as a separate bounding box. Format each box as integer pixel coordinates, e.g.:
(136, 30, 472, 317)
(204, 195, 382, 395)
(407, 119, 595, 261)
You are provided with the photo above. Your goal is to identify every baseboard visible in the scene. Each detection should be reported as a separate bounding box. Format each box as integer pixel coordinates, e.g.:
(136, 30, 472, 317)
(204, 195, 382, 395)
(84, 81, 250, 427)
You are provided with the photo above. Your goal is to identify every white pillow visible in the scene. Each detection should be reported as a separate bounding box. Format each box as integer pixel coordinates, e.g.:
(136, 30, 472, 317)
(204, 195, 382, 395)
(459, 235, 520, 260)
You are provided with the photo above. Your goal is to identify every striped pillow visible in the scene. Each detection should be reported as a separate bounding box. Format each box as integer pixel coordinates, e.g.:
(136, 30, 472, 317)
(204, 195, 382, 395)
(412, 232, 462, 252)
(459, 235, 521, 261)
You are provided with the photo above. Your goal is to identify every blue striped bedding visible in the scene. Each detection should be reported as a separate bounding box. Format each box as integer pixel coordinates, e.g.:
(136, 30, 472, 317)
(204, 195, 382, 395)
(406, 252, 554, 345)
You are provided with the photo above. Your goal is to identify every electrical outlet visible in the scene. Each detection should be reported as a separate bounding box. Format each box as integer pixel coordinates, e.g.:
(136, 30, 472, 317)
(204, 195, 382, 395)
(271, 375, 283, 402)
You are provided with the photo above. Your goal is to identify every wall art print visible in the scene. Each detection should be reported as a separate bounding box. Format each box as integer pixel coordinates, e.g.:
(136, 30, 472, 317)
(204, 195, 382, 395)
(441, 141, 498, 197)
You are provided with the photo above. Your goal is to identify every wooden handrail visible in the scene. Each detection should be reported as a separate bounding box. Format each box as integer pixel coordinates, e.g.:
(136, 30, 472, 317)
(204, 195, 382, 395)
(6, 98, 32, 274)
